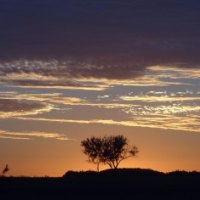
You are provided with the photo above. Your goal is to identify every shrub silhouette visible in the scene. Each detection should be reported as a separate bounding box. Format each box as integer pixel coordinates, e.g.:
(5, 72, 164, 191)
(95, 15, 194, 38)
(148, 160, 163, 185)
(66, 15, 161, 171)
(81, 135, 138, 171)
(2, 164, 10, 176)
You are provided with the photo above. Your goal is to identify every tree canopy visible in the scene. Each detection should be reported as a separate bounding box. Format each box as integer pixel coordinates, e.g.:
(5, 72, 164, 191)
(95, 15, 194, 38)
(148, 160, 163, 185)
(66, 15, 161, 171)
(81, 135, 138, 171)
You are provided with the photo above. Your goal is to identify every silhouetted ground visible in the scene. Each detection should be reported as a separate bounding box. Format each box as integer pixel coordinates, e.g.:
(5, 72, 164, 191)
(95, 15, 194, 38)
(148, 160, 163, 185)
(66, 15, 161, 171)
(0, 168, 200, 200)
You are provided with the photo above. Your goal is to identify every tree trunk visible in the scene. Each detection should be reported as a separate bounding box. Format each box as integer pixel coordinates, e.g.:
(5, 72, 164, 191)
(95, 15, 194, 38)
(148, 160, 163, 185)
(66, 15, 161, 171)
(97, 163, 100, 172)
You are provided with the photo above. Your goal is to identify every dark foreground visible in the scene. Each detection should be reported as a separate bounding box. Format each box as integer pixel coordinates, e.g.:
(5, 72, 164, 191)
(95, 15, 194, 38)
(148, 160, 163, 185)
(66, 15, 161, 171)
(0, 169, 200, 200)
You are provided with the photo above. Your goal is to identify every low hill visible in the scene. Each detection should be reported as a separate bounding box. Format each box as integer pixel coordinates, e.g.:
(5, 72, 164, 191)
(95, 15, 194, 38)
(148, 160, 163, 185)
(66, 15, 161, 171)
(63, 168, 164, 178)
(0, 168, 200, 200)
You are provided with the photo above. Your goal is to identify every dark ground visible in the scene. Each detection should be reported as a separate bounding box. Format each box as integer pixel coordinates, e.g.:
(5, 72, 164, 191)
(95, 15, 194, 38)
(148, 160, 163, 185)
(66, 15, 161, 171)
(0, 168, 200, 200)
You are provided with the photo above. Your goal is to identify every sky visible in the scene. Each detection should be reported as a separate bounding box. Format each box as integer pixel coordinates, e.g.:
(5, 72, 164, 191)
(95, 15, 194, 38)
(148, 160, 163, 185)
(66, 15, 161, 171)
(0, 0, 200, 176)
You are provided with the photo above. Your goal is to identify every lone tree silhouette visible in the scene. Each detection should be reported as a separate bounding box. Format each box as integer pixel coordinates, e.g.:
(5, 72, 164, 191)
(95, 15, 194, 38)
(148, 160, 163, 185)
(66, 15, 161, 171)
(81, 135, 138, 171)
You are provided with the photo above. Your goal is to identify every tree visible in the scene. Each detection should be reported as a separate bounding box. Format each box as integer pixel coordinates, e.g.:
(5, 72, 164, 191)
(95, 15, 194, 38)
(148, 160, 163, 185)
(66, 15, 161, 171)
(81, 135, 138, 170)
(81, 137, 102, 171)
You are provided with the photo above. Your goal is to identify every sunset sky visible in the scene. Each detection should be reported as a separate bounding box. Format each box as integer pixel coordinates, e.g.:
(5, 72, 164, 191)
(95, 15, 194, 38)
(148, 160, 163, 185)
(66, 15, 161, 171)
(0, 0, 200, 177)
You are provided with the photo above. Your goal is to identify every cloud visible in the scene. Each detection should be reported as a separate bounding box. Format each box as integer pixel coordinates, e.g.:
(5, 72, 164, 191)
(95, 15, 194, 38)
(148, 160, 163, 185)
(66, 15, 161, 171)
(0, 60, 196, 90)
(123, 104, 200, 116)
(0, 98, 53, 118)
(0, 61, 200, 134)
(1, 1, 200, 82)
(0, 60, 142, 81)
(0, 92, 132, 109)
(0, 0, 200, 142)
(0, 130, 69, 141)
(148, 66, 200, 80)
(15, 115, 200, 133)
(8, 86, 200, 133)
(120, 95, 200, 102)
(116, 88, 200, 132)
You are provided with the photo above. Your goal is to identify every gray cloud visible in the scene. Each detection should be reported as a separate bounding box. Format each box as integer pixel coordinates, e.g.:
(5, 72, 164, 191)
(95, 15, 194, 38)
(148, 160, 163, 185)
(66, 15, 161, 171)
(0, 60, 144, 90)
(0, 59, 143, 81)
(0, 0, 199, 95)
(0, 99, 53, 118)
(0, 60, 199, 89)
(0, 99, 44, 112)
(0, 0, 200, 77)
